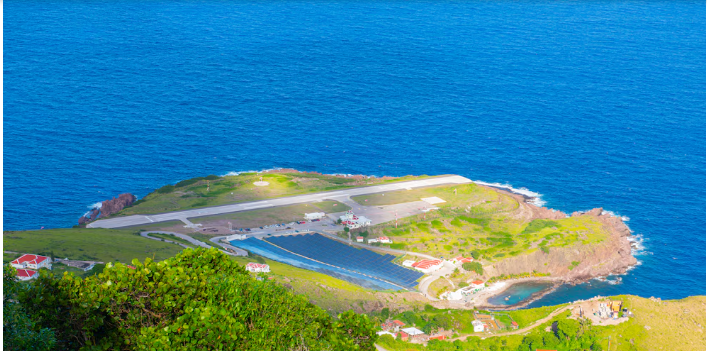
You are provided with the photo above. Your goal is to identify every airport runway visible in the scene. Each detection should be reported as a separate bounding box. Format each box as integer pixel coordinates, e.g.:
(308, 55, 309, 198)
(88, 175, 472, 229)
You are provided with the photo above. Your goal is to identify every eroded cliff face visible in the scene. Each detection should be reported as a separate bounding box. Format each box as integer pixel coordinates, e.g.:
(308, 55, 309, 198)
(78, 193, 136, 225)
(485, 207, 637, 283)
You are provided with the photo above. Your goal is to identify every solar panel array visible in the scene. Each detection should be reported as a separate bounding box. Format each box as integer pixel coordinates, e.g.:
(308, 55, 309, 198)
(266, 234, 423, 289)
(229, 237, 403, 291)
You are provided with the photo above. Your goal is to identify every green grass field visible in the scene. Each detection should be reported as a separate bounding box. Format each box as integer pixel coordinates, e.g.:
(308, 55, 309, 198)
(3, 228, 183, 264)
(190, 200, 349, 228)
(115, 172, 430, 217)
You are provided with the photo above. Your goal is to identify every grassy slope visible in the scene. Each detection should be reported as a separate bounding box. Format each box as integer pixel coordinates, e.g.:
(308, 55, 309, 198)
(3, 228, 182, 263)
(353, 183, 609, 262)
(378, 295, 706, 351)
(117, 172, 429, 216)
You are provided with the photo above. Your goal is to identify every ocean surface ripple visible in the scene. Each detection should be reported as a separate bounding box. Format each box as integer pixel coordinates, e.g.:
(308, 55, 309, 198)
(4, 1, 705, 304)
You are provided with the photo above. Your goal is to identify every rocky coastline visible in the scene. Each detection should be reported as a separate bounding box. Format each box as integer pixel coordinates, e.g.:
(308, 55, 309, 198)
(78, 193, 136, 225)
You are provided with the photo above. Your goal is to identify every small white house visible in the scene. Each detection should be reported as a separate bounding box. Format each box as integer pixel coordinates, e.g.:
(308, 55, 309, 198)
(304, 212, 326, 220)
(411, 259, 443, 273)
(340, 210, 372, 229)
(368, 238, 379, 244)
(472, 320, 485, 333)
(470, 280, 485, 289)
(402, 260, 416, 267)
(378, 236, 392, 244)
(227, 234, 247, 241)
(245, 263, 270, 273)
(11, 254, 51, 270)
(356, 236, 364, 243)
(15, 269, 38, 281)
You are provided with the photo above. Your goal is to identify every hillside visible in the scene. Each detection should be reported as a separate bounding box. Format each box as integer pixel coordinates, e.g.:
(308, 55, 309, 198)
(3, 228, 182, 263)
(353, 183, 636, 288)
(376, 295, 706, 351)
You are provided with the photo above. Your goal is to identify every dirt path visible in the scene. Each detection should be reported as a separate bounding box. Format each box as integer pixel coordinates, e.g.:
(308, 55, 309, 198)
(450, 305, 571, 341)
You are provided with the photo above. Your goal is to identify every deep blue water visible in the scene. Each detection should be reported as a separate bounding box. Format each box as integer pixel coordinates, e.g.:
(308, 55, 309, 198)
(4, 1, 705, 304)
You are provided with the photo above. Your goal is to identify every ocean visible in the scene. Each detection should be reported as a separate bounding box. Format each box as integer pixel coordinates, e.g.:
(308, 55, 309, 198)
(4, 1, 705, 304)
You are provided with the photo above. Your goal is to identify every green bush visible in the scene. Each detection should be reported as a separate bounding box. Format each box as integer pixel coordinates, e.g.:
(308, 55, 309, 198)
(462, 261, 484, 275)
(156, 184, 175, 194)
(540, 246, 550, 254)
(175, 178, 203, 187)
(19, 248, 377, 350)
(204, 174, 220, 180)
(3, 266, 56, 351)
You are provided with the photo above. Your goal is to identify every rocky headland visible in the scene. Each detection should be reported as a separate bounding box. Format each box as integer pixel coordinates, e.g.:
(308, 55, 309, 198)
(79, 193, 136, 225)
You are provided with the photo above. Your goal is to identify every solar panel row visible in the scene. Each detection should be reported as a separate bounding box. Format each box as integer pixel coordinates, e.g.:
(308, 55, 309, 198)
(229, 238, 404, 291)
(266, 234, 423, 289)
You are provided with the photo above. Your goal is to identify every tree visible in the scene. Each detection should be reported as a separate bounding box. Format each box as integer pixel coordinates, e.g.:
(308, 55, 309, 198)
(20, 248, 377, 350)
(344, 226, 350, 233)
(380, 307, 390, 321)
(556, 318, 580, 341)
(3, 266, 56, 351)
(470, 250, 480, 259)
(462, 261, 483, 275)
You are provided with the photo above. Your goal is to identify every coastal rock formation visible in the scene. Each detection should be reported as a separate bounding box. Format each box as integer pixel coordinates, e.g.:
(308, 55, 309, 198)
(78, 193, 136, 225)
(485, 207, 637, 283)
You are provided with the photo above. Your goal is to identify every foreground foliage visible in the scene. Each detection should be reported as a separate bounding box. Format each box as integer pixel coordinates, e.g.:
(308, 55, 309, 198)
(3, 266, 57, 351)
(19, 248, 377, 350)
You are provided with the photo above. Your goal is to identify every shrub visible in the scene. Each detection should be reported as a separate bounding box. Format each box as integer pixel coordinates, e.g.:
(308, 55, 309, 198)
(540, 246, 550, 254)
(462, 262, 484, 275)
(156, 184, 175, 194)
(19, 248, 377, 350)
(458, 282, 468, 288)
(175, 178, 203, 187)
(204, 174, 220, 180)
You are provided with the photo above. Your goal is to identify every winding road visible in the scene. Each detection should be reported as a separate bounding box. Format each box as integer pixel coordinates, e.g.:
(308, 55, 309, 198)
(449, 305, 571, 341)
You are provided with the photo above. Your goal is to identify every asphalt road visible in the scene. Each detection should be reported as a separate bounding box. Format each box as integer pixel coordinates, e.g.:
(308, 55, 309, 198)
(88, 175, 471, 229)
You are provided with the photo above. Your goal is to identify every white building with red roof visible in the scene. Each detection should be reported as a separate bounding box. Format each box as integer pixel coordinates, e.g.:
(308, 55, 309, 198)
(470, 280, 485, 289)
(451, 256, 473, 265)
(411, 259, 443, 273)
(340, 210, 371, 229)
(15, 269, 39, 281)
(10, 254, 52, 270)
(245, 263, 270, 273)
(378, 236, 392, 244)
(356, 236, 364, 242)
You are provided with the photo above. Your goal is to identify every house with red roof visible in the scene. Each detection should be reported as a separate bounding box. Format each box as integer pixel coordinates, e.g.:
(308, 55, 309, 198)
(381, 319, 405, 332)
(378, 236, 392, 244)
(356, 236, 364, 243)
(10, 254, 51, 270)
(428, 334, 446, 340)
(411, 259, 443, 273)
(451, 256, 473, 265)
(15, 269, 39, 281)
(245, 262, 270, 273)
(470, 280, 485, 289)
(510, 321, 519, 329)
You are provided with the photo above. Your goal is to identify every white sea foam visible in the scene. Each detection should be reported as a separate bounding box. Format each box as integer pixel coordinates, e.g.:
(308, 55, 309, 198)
(627, 233, 651, 256)
(472, 180, 547, 207)
(87, 202, 102, 209)
(222, 168, 282, 177)
(601, 210, 630, 222)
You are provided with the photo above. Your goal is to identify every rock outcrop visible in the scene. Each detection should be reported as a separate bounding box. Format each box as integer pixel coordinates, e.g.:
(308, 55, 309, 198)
(485, 207, 637, 283)
(78, 193, 136, 225)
